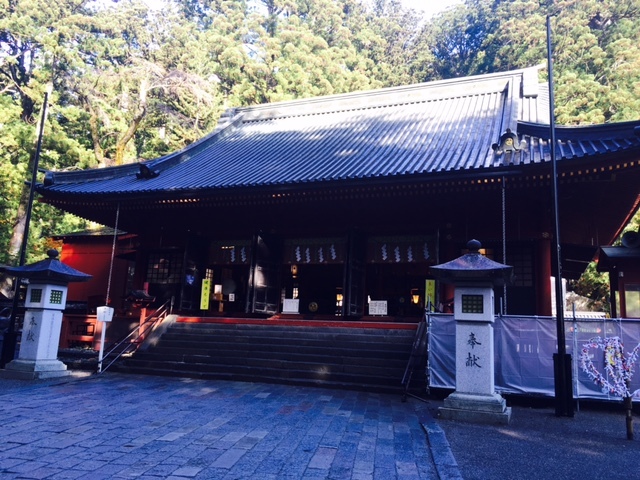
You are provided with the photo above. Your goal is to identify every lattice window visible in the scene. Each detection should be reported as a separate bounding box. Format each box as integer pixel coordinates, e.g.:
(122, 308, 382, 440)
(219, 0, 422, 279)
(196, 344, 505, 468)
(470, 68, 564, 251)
(30, 288, 43, 303)
(507, 245, 533, 287)
(49, 289, 64, 304)
(146, 252, 183, 284)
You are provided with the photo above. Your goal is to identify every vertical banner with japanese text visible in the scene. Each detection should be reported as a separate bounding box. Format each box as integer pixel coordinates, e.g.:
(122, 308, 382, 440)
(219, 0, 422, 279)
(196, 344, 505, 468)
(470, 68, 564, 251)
(425, 279, 436, 311)
(200, 278, 211, 310)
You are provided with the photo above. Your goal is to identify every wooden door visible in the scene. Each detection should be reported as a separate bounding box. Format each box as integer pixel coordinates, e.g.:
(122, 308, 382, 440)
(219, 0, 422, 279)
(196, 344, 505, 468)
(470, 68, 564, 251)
(247, 233, 281, 315)
(344, 232, 366, 317)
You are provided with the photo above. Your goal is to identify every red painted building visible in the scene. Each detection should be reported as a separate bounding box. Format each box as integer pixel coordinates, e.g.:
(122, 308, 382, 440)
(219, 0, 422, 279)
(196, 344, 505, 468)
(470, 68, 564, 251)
(52, 230, 137, 348)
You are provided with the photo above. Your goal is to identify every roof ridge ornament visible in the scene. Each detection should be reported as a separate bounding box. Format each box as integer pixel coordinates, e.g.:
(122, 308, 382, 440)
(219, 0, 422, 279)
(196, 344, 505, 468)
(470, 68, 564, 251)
(492, 128, 527, 155)
(492, 128, 528, 166)
(136, 163, 160, 180)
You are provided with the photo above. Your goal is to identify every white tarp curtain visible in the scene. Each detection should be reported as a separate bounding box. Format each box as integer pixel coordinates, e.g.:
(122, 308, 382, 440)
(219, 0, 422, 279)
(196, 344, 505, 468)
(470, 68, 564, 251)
(427, 314, 640, 400)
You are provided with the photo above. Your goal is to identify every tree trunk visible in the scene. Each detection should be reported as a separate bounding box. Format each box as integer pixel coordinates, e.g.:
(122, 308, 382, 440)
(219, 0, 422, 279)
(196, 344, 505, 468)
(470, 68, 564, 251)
(0, 161, 32, 298)
(84, 98, 106, 165)
(114, 78, 149, 165)
(7, 192, 29, 262)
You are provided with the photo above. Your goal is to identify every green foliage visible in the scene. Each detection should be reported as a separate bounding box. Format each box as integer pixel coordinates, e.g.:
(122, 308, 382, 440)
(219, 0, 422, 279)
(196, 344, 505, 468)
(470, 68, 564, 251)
(567, 263, 611, 315)
(421, 0, 640, 123)
(0, 97, 28, 264)
(423, 0, 504, 79)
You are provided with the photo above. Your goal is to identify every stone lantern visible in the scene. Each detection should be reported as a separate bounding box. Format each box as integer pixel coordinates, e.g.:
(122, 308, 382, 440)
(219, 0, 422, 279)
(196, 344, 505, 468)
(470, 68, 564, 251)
(0, 249, 92, 379)
(430, 239, 514, 424)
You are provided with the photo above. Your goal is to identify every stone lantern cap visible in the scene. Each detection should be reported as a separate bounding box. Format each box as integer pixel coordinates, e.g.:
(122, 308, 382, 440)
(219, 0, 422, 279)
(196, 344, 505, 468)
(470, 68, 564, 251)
(430, 239, 514, 286)
(0, 249, 92, 284)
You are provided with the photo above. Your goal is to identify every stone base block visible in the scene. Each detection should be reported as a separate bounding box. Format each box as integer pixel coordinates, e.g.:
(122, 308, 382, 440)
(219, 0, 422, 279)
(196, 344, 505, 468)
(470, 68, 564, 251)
(439, 392, 511, 425)
(0, 359, 71, 380)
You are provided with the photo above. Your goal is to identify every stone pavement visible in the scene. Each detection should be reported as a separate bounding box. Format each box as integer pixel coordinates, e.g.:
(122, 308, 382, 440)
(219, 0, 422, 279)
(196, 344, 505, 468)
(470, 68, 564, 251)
(0, 372, 448, 480)
(428, 396, 640, 480)
(4, 372, 638, 480)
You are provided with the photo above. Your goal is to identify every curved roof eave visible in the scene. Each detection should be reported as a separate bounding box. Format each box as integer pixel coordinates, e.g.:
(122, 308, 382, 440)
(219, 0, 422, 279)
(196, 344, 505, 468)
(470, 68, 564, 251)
(35, 67, 640, 201)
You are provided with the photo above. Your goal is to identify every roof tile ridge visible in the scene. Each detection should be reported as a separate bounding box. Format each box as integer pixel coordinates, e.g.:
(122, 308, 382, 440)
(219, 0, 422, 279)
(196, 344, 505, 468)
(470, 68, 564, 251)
(40, 162, 142, 186)
(40, 109, 246, 186)
(238, 68, 537, 123)
(145, 109, 245, 173)
(247, 67, 537, 107)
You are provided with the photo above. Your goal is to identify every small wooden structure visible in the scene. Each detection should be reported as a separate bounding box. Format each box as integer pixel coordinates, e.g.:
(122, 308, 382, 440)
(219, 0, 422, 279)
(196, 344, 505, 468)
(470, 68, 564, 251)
(598, 230, 640, 318)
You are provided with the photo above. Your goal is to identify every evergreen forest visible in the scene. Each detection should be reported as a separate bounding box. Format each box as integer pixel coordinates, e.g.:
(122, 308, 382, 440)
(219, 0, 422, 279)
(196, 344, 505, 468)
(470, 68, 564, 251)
(1, 0, 639, 309)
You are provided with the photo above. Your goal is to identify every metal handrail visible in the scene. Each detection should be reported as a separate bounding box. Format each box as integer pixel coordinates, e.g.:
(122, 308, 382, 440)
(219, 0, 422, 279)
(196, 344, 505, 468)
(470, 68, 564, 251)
(98, 297, 173, 373)
(0, 307, 11, 326)
(401, 308, 430, 402)
(0, 307, 12, 337)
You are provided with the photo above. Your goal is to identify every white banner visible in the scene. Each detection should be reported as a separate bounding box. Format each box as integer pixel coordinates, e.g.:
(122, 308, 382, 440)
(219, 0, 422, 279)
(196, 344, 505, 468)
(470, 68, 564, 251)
(427, 314, 640, 400)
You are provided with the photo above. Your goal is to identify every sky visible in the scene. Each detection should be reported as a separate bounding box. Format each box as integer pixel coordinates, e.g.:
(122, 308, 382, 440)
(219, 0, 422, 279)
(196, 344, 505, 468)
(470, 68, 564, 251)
(400, 0, 463, 18)
(137, 0, 465, 19)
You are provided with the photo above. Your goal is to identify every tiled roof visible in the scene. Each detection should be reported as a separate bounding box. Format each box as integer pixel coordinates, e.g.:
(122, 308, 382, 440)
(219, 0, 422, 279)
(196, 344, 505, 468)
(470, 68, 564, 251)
(38, 67, 640, 198)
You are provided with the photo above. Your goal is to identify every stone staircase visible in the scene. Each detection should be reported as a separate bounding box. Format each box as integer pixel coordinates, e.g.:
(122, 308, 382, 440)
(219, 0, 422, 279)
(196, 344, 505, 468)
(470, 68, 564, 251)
(115, 319, 428, 394)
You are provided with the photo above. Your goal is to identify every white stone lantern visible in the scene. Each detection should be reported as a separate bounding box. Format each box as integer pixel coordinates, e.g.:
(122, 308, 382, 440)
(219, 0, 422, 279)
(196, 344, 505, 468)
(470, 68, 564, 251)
(0, 249, 92, 379)
(431, 239, 514, 424)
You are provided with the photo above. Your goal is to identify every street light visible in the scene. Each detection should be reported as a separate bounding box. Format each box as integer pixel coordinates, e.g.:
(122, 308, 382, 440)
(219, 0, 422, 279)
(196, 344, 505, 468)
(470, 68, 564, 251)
(0, 84, 53, 368)
(546, 15, 574, 417)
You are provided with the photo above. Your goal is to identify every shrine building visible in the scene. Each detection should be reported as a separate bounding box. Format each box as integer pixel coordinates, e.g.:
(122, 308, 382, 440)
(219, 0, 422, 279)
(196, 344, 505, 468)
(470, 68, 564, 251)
(37, 66, 640, 325)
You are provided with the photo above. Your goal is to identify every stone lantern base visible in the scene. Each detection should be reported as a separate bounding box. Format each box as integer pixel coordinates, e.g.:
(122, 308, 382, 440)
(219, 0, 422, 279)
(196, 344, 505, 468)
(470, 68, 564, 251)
(0, 358, 71, 380)
(439, 392, 511, 425)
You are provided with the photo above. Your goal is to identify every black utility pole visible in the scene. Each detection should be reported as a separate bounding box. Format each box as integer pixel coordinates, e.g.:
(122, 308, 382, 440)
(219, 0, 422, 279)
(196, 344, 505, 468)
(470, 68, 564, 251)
(0, 85, 52, 368)
(547, 15, 574, 417)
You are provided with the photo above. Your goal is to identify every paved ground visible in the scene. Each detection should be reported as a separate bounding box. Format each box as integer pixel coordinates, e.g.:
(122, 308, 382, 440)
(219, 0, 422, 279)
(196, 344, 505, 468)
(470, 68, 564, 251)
(0, 373, 440, 479)
(428, 395, 640, 480)
(1, 372, 639, 480)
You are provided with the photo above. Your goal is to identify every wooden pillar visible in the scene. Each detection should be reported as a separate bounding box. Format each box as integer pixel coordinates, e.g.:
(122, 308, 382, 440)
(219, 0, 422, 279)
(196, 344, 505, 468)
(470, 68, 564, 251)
(535, 238, 553, 316)
(618, 272, 627, 319)
(439, 239, 457, 313)
(609, 268, 619, 318)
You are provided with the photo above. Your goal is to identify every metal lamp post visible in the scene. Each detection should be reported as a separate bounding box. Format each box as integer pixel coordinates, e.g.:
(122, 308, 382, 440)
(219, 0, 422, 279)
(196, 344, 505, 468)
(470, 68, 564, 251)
(547, 14, 574, 417)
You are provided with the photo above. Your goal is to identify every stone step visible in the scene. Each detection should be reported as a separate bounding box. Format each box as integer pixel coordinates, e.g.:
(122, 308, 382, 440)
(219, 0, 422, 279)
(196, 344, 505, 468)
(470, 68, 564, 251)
(133, 348, 409, 368)
(119, 319, 427, 393)
(123, 357, 406, 382)
(167, 322, 416, 341)
(154, 336, 413, 355)
(129, 352, 408, 377)
(114, 365, 406, 394)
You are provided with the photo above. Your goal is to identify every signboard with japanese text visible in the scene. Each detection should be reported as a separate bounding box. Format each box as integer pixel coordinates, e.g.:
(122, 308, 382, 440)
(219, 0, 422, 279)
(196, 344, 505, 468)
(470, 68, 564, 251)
(368, 300, 387, 316)
(200, 279, 211, 310)
(425, 279, 436, 310)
